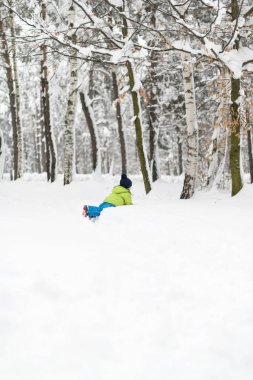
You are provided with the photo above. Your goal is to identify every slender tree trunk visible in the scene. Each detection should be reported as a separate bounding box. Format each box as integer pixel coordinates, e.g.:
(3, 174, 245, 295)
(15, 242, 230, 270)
(127, 60, 152, 194)
(64, 1, 78, 185)
(230, 75, 242, 195)
(0, 129, 5, 179)
(9, 1, 23, 178)
(0, 8, 19, 180)
(80, 91, 101, 173)
(176, 127, 183, 175)
(40, 0, 56, 182)
(207, 128, 218, 187)
(39, 97, 47, 173)
(246, 108, 253, 183)
(112, 70, 127, 174)
(147, 12, 160, 182)
(180, 52, 198, 199)
(34, 105, 42, 173)
(120, 4, 152, 194)
(229, 0, 243, 196)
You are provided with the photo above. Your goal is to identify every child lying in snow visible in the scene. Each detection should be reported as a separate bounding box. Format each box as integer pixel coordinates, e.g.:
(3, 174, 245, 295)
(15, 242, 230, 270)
(83, 174, 132, 219)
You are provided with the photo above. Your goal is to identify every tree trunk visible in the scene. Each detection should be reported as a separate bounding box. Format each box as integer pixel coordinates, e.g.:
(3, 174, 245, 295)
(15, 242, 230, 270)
(180, 52, 198, 199)
(230, 76, 242, 196)
(127, 60, 152, 194)
(246, 108, 253, 184)
(80, 91, 101, 173)
(112, 70, 127, 174)
(176, 127, 183, 175)
(0, 8, 19, 180)
(147, 12, 160, 182)
(64, 2, 78, 185)
(40, 0, 56, 182)
(0, 129, 5, 179)
(229, 0, 243, 196)
(120, 4, 152, 194)
(9, 1, 23, 178)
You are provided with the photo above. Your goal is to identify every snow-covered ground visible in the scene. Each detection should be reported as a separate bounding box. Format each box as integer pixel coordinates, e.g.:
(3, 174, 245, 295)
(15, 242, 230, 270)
(0, 174, 253, 380)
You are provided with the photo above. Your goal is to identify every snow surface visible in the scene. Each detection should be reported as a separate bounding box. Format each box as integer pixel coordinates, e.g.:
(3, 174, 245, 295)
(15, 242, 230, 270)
(1, 174, 253, 380)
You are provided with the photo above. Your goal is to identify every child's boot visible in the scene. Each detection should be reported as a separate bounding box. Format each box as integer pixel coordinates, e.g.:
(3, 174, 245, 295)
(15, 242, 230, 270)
(83, 205, 89, 217)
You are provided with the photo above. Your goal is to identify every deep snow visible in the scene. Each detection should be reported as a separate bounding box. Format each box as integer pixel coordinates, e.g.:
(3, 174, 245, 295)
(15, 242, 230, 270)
(0, 174, 253, 380)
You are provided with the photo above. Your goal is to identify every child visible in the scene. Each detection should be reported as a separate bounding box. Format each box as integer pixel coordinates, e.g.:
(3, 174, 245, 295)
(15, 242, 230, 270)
(83, 174, 132, 219)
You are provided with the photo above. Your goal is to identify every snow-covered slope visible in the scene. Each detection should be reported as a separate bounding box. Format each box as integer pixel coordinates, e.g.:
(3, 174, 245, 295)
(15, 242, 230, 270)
(0, 175, 253, 380)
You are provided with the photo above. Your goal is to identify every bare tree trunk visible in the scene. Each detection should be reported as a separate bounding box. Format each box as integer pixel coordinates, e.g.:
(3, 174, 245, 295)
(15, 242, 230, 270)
(246, 108, 253, 183)
(127, 60, 152, 194)
(147, 11, 160, 182)
(64, 1, 78, 185)
(80, 91, 101, 173)
(0, 7, 19, 180)
(40, 0, 56, 182)
(229, 0, 243, 196)
(120, 4, 152, 194)
(230, 75, 242, 196)
(176, 127, 183, 175)
(112, 70, 127, 174)
(0, 129, 5, 179)
(180, 52, 198, 199)
(9, 1, 23, 178)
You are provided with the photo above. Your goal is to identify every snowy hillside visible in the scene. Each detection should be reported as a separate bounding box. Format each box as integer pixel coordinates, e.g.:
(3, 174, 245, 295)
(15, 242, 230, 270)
(0, 175, 253, 380)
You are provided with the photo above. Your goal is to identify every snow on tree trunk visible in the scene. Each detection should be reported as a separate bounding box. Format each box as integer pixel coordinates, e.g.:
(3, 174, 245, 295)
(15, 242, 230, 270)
(0, 7, 19, 180)
(64, 1, 78, 185)
(112, 70, 127, 175)
(147, 11, 160, 183)
(79, 91, 101, 174)
(180, 52, 198, 199)
(0, 129, 5, 179)
(9, 2, 23, 179)
(40, 0, 56, 182)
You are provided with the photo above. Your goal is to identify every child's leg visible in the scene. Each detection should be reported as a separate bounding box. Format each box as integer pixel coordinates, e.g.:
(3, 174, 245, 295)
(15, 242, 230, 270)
(99, 202, 115, 211)
(85, 205, 101, 217)
(83, 203, 114, 219)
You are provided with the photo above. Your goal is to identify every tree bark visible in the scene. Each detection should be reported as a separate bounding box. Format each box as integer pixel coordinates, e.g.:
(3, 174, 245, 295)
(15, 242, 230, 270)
(40, 0, 56, 182)
(0, 129, 5, 179)
(0, 8, 19, 180)
(120, 4, 152, 194)
(246, 108, 253, 184)
(229, 0, 243, 196)
(176, 127, 183, 175)
(127, 60, 152, 194)
(112, 70, 127, 174)
(147, 11, 160, 182)
(180, 52, 198, 199)
(64, 1, 78, 185)
(9, 1, 23, 178)
(80, 91, 101, 173)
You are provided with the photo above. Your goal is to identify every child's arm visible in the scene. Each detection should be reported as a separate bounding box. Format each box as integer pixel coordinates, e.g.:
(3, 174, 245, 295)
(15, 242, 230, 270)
(122, 192, 132, 205)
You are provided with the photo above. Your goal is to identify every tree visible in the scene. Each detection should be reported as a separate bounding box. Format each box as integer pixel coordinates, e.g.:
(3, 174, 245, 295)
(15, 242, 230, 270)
(0, 5, 20, 179)
(180, 52, 198, 199)
(112, 70, 127, 174)
(80, 90, 101, 174)
(64, 1, 78, 185)
(40, 0, 56, 182)
(0, 129, 4, 179)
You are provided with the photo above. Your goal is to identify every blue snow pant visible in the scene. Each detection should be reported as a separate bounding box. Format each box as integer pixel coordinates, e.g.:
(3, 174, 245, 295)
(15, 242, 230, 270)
(87, 202, 115, 217)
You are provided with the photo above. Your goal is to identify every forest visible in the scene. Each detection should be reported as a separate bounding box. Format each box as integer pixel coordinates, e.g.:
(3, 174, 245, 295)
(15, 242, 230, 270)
(0, 0, 252, 197)
(1, 2, 253, 379)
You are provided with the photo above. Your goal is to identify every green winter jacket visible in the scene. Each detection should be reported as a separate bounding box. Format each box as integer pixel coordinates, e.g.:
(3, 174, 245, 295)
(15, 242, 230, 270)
(103, 186, 132, 206)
